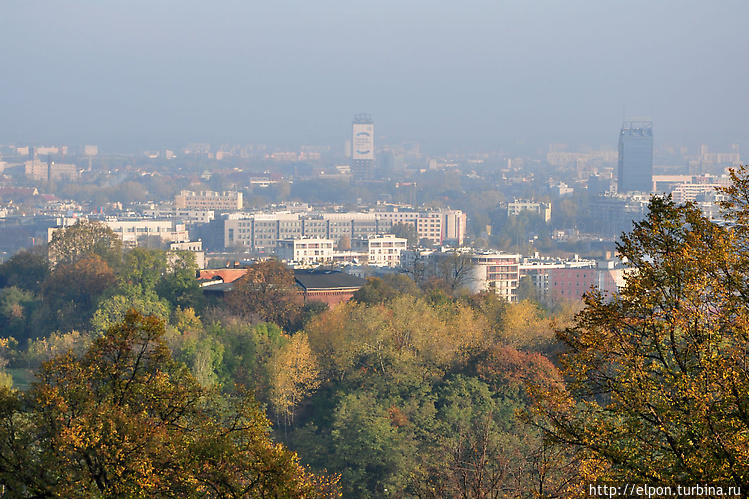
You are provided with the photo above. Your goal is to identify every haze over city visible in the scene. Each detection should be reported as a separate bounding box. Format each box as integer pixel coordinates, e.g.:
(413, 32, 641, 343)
(2, 0, 747, 153)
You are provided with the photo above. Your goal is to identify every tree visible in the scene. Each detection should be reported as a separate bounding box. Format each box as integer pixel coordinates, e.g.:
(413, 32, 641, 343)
(530, 193, 749, 491)
(225, 260, 303, 330)
(269, 332, 320, 430)
(0, 310, 338, 497)
(47, 219, 123, 268)
(0, 247, 49, 293)
(391, 222, 418, 247)
(41, 254, 117, 332)
(433, 250, 475, 294)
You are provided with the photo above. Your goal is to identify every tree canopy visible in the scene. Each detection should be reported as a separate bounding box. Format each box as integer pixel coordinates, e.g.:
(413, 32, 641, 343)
(530, 173, 749, 491)
(0, 310, 337, 497)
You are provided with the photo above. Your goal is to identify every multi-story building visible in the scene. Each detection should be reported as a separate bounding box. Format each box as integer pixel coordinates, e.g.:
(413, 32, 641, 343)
(507, 200, 552, 222)
(224, 212, 393, 252)
(618, 119, 653, 193)
(105, 219, 189, 247)
(175, 190, 243, 211)
(374, 208, 467, 246)
(469, 252, 522, 302)
(277, 237, 335, 265)
(519, 256, 594, 303)
(351, 234, 407, 267)
(351, 114, 374, 181)
(550, 260, 627, 302)
(25, 160, 79, 182)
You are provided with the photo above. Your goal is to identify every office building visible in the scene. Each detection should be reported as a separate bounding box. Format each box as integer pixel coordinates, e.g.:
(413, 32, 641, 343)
(351, 114, 374, 181)
(618, 120, 653, 193)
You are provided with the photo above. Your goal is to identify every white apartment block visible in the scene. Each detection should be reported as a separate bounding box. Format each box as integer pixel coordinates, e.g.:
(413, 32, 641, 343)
(175, 190, 243, 211)
(351, 234, 407, 267)
(277, 237, 335, 265)
(469, 252, 522, 302)
(105, 220, 189, 247)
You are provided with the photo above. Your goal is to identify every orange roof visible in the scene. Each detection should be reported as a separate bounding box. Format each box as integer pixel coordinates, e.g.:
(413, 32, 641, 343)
(198, 269, 249, 283)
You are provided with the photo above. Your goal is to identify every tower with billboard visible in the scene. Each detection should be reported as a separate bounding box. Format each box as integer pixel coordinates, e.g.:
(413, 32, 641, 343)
(352, 114, 374, 181)
(617, 119, 653, 193)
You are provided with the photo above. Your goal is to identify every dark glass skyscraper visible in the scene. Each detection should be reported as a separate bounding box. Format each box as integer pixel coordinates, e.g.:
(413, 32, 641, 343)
(618, 120, 653, 193)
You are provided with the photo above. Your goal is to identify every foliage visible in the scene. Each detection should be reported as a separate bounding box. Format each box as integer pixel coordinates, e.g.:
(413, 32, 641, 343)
(47, 219, 123, 268)
(225, 259, 303, 330)
(530, 193, 749, 491)
(0, 310, 338, 497)
(0, 247, 49, 294)
(269, 332, 320, 429)
(41, 254, 117, 332)
(0, 287, 40, 345)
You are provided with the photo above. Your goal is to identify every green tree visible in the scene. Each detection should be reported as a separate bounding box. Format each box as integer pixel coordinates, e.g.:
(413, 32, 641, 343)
(47, 219, 123, 268)
(0, 247, 49, 293)
(156, 251, 205, 311)
(0, 310, 338, 497)
(531, 194, 749, 491)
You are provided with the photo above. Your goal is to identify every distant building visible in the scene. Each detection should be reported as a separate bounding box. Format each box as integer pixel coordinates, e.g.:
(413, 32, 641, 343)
(469, 252, 522, 302)
(175, 190, 243, 211)
(375, 208, 467, 246)
(277, 237, 335, 265)
(351, 114, 374, 181)
(618, 119, 653, 193)
(25, 160, 79, 182)
(169, 240, 205, 269)
(294, 269, 366, 306)
(350, 234, 408, 267)
(507, 200, 552, 222)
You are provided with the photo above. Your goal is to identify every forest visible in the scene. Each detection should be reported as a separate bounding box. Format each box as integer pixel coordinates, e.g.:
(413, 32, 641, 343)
(1, 168, 749, 497)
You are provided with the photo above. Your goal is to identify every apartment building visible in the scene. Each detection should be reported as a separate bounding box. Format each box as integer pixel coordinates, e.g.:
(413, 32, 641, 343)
(469, 252, 522, 302)
(350, 234, 407, 267)
(374, 209, 467, 245)
(175, 190, 243, 211)
(224, 212, 393, 252)
(507, 200, 552, 222)
(277, 237, 335, 265)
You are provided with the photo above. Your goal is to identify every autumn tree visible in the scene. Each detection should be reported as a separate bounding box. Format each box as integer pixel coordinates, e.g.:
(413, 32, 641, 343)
(530, 193, 749, 491)
(269, 332, 320, 430)
(226, 259, 303, 330)
(0, 310, 338, 497)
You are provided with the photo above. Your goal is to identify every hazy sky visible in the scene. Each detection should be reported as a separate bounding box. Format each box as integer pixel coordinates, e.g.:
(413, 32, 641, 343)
(1, 1, 747, 153)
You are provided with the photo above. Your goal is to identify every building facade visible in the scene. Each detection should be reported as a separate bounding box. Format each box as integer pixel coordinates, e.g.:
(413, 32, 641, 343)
(351, 234, 407, 267)
(175, 190, 243, 211)
(351, 114, 374, 181)
(618, 120, 653, 193)
(277, 237, 335, 265)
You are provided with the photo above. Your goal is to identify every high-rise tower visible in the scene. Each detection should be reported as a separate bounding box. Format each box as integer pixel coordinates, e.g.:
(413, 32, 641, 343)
(351, 114, 374, 181)
(617, 119, 653, 193)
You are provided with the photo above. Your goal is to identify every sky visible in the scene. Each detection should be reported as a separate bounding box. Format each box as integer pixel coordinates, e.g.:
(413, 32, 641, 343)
(1, 0, 747, 154)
